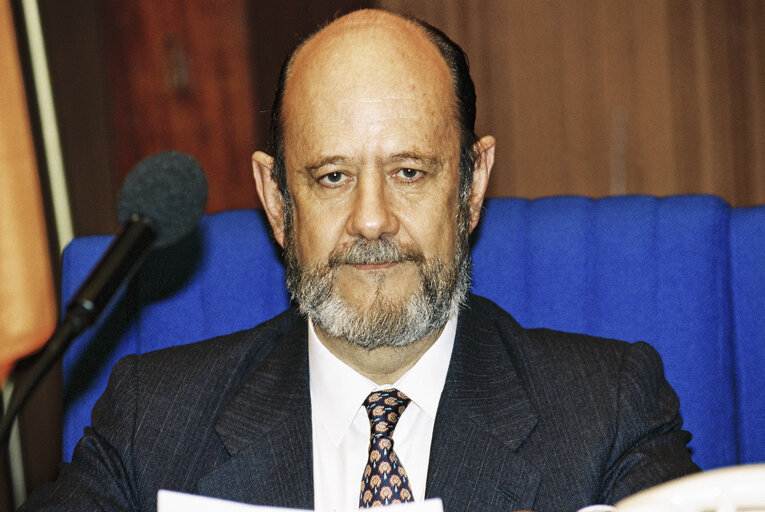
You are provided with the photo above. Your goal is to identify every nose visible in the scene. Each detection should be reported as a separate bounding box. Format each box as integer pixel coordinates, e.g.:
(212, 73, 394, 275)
(347, 173, 399, 240)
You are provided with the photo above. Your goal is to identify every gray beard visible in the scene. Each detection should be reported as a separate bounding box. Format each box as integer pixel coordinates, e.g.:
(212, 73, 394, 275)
(284, 226, 471, 350)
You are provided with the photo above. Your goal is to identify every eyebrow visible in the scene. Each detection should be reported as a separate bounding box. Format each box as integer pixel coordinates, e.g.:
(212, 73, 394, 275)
(302, 152, 445, 174)
(387, 152, 445, 169)
(302, 156, 358, 174)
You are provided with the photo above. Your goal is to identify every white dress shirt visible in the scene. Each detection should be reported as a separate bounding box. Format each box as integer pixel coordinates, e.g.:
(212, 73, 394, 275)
(309, 316, 457, 512)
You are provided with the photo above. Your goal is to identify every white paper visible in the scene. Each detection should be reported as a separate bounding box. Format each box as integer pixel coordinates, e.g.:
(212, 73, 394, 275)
(158, 489, 443, 512)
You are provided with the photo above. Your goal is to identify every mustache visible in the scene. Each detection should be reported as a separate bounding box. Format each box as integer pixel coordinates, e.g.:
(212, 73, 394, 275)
(328, 237, 424, 267)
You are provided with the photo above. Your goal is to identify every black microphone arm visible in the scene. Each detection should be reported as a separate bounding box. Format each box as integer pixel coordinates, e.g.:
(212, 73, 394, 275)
(66, 216, 156, 331)
(0, 150, 207, 450)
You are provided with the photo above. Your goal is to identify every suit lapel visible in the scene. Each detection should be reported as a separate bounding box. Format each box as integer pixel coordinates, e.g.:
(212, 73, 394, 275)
(196, 299, 541, 510)
(198, 317, 314, 509)
(426, 299, 541, 511)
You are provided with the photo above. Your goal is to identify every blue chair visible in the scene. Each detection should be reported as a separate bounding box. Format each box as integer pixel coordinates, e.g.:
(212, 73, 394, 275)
(60, 196, 765, 470)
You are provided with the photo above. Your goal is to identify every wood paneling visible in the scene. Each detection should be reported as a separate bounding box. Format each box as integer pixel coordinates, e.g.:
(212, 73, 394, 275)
(104, 0, 260, 214)
(42, 0, 373, 235)
(39, 0, 116, 236)
(379, 0, 765, 206)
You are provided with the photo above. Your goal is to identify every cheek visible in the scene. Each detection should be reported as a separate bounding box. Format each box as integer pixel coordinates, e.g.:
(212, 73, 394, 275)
(291, 198, 344, 263)
(404, 186, 460, 260)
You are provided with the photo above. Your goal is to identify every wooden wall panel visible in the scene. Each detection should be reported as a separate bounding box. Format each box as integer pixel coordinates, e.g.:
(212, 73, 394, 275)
(731, 0, 765, 204)
(41, 0, 373, 236)
(39, 0, 117, 236)
(746, 0, 765, 200)
(44, 0, 764, 230)
(104, 0, 261, 214)
(379, 0, 765, 206)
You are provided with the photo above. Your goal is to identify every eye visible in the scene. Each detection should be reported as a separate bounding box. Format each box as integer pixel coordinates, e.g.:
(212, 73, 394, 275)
(396, 168, 422, 181)
(319, 171, 348, 186)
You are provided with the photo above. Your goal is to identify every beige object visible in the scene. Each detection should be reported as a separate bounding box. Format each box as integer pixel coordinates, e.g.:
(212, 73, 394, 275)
(616, 464, 765, 512)
(0, 0, 57, 384)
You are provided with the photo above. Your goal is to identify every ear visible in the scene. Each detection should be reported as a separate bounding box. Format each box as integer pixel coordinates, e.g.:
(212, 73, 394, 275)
(467, 135, 495, 233)
(252, 151, 287, 247)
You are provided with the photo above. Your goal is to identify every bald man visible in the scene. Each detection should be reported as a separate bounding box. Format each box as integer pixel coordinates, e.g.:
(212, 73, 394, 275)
(21, 9, 698, 512)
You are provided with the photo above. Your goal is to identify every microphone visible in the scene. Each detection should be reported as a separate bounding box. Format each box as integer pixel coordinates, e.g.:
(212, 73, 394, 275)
(1, 151, 208, 448)
(68, 151, 208, 329)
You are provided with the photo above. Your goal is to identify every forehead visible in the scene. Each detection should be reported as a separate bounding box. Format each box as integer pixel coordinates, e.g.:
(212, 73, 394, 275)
(281, 13, 457, 160)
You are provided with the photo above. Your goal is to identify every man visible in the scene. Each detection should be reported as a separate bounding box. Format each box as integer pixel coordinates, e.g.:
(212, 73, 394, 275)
(22, 8, 698, 512)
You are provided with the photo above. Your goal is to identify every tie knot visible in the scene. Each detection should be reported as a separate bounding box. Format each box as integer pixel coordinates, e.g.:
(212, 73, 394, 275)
(363, 389, 410, 438)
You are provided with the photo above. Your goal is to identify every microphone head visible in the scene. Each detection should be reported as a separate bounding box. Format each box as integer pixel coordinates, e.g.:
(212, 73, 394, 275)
(117, 151, 208, 247)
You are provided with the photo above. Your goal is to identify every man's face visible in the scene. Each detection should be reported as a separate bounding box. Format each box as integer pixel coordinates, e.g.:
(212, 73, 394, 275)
(253, 16, 491, 348)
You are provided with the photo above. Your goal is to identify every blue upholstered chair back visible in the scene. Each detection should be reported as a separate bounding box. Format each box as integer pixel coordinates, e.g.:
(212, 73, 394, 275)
(61, 196, 765, 470)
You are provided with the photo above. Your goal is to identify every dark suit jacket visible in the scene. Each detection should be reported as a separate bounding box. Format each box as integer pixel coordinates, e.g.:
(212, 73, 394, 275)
(22, 295, 698, 511)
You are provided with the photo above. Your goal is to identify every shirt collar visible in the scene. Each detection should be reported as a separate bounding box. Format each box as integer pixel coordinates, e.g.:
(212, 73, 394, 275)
(308, 315, 457, 446)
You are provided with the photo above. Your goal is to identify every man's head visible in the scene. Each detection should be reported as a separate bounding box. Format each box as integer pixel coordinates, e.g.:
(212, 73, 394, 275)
(266, 10, 481, 206)
(252, 9, 495, 350)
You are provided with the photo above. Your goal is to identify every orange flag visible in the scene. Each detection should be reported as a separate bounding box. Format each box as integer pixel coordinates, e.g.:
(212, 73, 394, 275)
(0, 0, 57, 385)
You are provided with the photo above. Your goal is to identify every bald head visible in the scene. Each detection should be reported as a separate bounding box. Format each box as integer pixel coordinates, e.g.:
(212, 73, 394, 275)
(285, 10, 452, 108)
(288, 10, 445, 77)
(282, 10, 456, 173)
(288, 11, 449, 106)
(266, 8, 478, 199)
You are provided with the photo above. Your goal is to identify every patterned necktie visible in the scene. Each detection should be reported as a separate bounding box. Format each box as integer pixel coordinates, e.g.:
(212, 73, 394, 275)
(359, 388, 414, 508)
